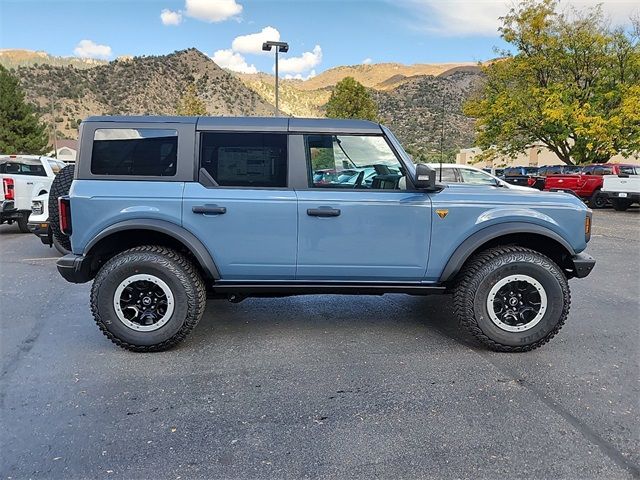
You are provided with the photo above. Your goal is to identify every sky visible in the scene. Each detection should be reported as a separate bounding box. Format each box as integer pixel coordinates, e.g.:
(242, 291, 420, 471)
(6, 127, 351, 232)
(0, 0, 637, 79)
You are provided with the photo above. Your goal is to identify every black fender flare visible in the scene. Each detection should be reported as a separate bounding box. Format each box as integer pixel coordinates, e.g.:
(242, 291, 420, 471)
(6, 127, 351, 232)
(84, 219, 220, 279)
(439, 222, 576, 283)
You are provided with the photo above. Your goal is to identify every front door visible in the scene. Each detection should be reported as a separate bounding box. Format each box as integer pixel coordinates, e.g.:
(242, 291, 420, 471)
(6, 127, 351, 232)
(296, 134, 432, 280)
(182, 132, 297, 280)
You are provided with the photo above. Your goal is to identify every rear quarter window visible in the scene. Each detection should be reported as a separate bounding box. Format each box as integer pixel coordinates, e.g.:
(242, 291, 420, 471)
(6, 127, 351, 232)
(199, 132, 287, 188)
(91, 128, 178, 176)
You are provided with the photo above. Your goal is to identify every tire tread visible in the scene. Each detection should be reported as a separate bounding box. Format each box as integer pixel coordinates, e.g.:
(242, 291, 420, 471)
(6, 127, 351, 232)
(453, 245, 571, 352)
(90, 245, 206, 352)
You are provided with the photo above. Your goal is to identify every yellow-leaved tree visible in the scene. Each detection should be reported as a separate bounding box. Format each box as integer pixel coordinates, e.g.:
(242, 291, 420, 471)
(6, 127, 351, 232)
(464, 0, 639, 165)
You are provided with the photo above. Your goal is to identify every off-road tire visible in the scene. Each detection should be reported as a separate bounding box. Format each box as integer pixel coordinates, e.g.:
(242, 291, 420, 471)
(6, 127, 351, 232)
(16, 214, 29, 233)
(53, 235, 71, 255)
(611, 199, 631, 211)
(453, 246, 570, 352)
(588, 189, 607, 209)
(48, 164, 75, 251)
(91, 246, 206, 352)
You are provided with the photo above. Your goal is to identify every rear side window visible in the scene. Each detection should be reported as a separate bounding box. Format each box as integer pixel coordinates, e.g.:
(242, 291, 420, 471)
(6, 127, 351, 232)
(91, 129, 177, 176)
(199, 133, 287, 188)
(619, 166, 637, 175)
(433, 168, 457, 183)
(593, 166, 613, 175)
(0, 158, 47, 176)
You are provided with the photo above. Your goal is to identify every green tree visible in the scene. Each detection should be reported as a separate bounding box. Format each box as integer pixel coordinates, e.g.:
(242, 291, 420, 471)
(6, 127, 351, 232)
(325, 77, 378, 121)
(0, 65, 48, 154)
(176, 83, 207, 116)
(464, 0, 640, 165)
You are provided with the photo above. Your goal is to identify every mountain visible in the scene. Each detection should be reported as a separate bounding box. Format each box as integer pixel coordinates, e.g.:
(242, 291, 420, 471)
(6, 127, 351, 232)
(4, 48, 483, 156)
(7, 49, 274, 139)
(374, 69, 483, 157)
(0, 49, 108, 69)
(297, 62, 479, 91)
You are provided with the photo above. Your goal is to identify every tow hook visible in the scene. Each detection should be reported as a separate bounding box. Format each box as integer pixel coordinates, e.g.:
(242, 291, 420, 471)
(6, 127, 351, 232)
(228, 294, 246, 303)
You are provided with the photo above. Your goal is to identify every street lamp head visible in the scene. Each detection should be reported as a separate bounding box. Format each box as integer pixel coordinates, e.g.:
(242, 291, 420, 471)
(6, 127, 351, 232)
(262, 40, 289, 53)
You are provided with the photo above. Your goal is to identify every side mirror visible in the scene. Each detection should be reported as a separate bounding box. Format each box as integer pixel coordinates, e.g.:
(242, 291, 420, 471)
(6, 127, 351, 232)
(414, 163, 437, 190)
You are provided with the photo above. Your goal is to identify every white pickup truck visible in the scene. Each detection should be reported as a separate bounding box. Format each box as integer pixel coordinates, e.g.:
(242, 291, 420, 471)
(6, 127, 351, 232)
(0, 155, 67, 232)
(602, 172, 640, 211)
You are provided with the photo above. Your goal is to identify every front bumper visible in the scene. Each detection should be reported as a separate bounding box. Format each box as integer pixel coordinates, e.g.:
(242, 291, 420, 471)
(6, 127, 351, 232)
(569, 252, 596, 279)
(27, 221, 53, 245)
(57, 254, 93, 284)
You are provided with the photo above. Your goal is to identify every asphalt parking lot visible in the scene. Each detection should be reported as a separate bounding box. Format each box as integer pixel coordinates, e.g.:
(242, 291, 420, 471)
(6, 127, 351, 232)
(1, 209, 639, 479)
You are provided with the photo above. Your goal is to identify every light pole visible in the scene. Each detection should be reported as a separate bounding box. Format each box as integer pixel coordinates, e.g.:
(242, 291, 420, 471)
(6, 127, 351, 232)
(262, 40, 289, 116)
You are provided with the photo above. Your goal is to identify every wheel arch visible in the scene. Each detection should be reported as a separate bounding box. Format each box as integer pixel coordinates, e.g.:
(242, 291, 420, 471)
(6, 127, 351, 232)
(84, 219, 220, 280)
(439, 222, 576, 283)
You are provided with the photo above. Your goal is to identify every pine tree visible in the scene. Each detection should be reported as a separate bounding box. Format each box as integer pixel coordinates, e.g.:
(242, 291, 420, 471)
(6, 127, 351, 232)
(0, 65, 49, 154)
(325, 77, 378, 121)
(176, 83, 207, 116)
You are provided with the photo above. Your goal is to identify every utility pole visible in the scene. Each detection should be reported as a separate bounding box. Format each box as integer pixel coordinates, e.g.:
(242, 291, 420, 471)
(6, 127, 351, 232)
(50, 96, 58, 157)
(262, 41, 289, 116)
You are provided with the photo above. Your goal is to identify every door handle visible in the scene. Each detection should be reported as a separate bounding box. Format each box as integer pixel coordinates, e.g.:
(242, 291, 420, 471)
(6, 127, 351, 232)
(192, 205, 227, 215)
(307, 208, 341, 217)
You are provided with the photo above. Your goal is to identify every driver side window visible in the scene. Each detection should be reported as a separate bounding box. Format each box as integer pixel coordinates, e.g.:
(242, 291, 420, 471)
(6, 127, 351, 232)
(305, 134, 404, 190)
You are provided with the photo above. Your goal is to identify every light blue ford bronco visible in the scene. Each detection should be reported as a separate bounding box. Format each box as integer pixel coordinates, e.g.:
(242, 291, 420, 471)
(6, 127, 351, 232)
(55, 116, 595, 352)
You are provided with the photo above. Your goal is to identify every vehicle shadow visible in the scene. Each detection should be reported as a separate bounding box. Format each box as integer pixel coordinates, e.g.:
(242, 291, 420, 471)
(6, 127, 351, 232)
(190, 293, 474, 350)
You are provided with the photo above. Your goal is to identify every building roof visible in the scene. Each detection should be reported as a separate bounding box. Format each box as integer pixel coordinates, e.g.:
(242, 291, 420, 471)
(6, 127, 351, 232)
(54, 139, 78, 150)
(83, 116, 382, 134)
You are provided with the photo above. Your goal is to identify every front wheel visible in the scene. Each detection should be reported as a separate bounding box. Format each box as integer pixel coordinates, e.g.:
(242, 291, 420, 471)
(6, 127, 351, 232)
(91, 246, 206, 352)
(453, 246, 570, 352)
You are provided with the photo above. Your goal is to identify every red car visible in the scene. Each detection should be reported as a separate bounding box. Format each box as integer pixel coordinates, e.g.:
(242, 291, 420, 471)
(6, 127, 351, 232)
(544, 163, 639, 208)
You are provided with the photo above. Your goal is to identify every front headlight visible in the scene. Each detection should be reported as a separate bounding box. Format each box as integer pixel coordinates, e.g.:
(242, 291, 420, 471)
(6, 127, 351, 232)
(31, 200, 43, 215)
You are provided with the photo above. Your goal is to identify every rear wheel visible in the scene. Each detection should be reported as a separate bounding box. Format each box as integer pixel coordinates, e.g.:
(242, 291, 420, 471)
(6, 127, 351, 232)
(48, 164, 75, 251)
(16, 214, 30, 233)
(611, 198, 631, 211)
(91, 246, 206, 352)
(588, 190, 607, 209)
(453, 246, 570, 352)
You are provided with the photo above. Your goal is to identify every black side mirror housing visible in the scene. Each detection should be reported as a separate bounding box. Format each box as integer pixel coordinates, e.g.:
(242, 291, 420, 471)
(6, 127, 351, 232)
(414, 163, 437, 190)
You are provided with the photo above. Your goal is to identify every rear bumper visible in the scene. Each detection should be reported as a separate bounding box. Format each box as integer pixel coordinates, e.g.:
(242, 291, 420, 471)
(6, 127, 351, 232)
(1, 201, 24, 221)
(57, 254, 93, 284)
(569, 253, 596, 279)
(602, 191, 640, 202)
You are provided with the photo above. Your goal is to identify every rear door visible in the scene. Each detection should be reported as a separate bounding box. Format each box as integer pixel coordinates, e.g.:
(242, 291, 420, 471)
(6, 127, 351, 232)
(182, 129, 298, 280)
(295, 133, 432, 281)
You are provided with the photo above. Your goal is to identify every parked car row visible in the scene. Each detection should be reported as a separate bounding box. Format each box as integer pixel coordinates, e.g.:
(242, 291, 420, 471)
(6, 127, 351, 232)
(479, 163, 640, 209)
(1, 155, 67, 231)
(0, 155, 75, 252)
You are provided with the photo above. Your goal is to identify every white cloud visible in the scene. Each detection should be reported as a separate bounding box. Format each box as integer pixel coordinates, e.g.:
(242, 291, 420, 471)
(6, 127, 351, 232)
(211, 48, 257, 73)
(161, 9, 183, 25)
(278, 45, 322, 74)
(284, 69, 317, 80)
(73, 39, 112, 60)
(185, 0, 242, 23)
(231, 26, 280, 55)
(362, 57, 372, 64)
(401, 0, 638, 37)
